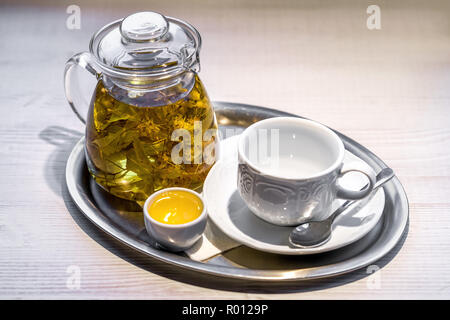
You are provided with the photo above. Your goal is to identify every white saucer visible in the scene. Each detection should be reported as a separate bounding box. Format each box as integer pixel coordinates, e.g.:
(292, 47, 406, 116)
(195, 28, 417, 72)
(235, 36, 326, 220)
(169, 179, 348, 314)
(203, 135, 386, 255)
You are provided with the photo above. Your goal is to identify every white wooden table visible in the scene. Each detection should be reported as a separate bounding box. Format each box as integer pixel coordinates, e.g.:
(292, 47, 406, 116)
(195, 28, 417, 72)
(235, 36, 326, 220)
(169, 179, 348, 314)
(1, 0, 449, 299)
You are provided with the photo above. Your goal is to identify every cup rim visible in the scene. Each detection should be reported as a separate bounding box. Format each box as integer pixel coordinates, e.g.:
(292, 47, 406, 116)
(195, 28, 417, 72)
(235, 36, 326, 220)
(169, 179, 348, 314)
(238, 117, 345, 180)
(143, 187, 207, 229)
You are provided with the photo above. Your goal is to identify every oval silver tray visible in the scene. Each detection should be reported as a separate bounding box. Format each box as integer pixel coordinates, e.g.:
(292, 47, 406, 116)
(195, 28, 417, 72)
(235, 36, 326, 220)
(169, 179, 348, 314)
(65, 102, 408, 281)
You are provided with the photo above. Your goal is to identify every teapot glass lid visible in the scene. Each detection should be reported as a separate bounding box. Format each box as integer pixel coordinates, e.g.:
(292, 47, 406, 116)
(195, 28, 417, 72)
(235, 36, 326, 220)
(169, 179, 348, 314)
(89, 12, 201, 77)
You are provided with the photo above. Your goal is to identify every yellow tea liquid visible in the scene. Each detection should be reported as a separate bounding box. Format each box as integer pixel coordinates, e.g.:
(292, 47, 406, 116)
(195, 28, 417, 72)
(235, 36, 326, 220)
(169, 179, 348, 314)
(85, 75, 217, 202)
(148, 190, 203, 224)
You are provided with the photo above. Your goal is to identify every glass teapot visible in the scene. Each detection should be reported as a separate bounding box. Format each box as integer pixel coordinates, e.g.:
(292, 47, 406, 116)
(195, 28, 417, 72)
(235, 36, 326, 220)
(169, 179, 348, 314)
(64, 12, 218, 203)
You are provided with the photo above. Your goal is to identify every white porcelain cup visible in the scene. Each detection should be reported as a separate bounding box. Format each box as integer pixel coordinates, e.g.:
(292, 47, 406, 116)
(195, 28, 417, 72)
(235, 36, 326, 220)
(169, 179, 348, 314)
(143, 187, 207, 252)
(237, 117, 376, 226)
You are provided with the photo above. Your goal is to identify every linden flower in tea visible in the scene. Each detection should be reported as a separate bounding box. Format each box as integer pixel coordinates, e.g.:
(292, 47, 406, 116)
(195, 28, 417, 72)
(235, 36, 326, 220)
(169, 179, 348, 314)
(85, 75, 218, 203)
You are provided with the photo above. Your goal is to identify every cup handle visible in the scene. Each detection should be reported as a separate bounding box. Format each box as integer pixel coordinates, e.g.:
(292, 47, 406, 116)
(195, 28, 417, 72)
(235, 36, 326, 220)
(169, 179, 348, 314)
(336, 161, 376, 200)
(64, 52, 100, 124)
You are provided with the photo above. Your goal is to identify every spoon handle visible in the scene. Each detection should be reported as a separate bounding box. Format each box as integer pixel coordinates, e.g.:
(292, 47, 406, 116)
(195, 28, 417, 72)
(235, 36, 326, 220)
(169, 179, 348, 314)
(327, 199, 353, 223)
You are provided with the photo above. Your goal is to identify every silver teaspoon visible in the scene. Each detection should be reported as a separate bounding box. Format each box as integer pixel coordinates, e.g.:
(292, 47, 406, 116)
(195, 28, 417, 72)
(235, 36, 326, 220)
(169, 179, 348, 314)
(289, 168, 395, 248)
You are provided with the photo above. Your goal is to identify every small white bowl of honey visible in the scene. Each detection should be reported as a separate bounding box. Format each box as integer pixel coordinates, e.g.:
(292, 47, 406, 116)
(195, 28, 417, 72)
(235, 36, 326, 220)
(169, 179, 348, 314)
(143, 187, 207, 252)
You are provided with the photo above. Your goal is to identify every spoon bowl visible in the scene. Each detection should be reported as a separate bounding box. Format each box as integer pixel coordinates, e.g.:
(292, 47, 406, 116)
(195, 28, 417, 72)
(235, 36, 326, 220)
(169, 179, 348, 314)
(289, 168, 395, 248)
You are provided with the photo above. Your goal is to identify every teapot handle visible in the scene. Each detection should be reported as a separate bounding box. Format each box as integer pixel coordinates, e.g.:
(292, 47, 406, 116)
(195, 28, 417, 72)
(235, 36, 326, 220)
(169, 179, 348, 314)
(64, 52, 100, 124)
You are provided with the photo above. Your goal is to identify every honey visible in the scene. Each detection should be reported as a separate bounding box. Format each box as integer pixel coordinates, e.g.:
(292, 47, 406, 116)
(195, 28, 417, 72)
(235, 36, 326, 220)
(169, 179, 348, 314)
(148, 190, 203, 224)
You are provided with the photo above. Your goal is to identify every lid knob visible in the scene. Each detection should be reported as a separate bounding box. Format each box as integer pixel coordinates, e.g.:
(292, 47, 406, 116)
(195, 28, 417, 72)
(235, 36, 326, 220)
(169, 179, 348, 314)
(120, 12, 169, 42)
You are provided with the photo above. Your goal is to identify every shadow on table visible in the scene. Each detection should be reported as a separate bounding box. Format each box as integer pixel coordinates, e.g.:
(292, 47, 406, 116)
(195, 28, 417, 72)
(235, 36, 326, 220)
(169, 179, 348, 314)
(40, 125, 409, 294)
(39, 125, 83, 196)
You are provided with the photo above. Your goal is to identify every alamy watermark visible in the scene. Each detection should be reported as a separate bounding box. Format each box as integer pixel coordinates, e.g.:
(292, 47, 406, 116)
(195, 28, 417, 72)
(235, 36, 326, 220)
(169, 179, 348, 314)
(170, 124, 280, 168)
(366, 264, 381, 289)
(367, 5, 381, 30)
(66, 265, 81, 290)
(66, 5, 81, 30)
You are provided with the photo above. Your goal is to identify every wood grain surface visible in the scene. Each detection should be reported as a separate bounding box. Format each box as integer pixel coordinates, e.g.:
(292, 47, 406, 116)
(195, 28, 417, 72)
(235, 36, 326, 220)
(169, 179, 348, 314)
(0, 0, 449, 299)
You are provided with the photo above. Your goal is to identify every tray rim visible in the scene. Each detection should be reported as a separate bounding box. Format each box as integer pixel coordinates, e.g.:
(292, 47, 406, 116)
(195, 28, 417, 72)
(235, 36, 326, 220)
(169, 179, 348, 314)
(65, 102, 409, 281)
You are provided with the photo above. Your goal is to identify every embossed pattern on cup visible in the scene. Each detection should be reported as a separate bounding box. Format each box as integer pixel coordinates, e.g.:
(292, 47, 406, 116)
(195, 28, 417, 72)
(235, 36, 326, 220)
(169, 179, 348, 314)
(238, 156, 339, 226)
